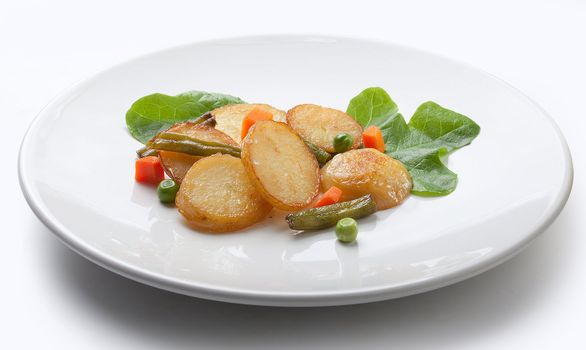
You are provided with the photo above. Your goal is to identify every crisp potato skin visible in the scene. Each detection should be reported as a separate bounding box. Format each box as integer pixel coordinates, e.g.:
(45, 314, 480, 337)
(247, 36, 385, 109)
(211, 103, 286, 142)
(176, 154, 272, 232)
(158, 151, 202, 183)
(320, 149, 412, 210)
(165, 121, 238, 146)
(158, 122, 237, 182)
(286, 104, 362, 153)
(241, 120, 320, 210)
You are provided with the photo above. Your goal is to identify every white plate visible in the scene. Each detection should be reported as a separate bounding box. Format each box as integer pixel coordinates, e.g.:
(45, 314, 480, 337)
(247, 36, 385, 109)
(19, 36, 573, 306)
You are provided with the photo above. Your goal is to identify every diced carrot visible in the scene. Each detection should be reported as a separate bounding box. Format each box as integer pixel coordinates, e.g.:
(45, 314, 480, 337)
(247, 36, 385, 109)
(362, 125, 385, 152)
(135, 156, 165, 185)
(241, 107, 273, 139)
(313, 186, 343, 208)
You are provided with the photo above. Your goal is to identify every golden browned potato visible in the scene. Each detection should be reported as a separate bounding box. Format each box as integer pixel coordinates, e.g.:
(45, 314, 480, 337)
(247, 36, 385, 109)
(320, 149, 412, 210)
(286, 104, 362, 153)
(158, 151, 202, 183)
(158, 122, 238, 182)
(211, 103, 286, 142)
(165, 121, 238, 146)
(176, 154, 272, 232)
(241, 120, 320, 210)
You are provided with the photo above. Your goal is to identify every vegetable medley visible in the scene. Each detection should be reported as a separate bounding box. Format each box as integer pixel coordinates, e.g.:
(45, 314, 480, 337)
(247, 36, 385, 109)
(127, 87, 480, 243)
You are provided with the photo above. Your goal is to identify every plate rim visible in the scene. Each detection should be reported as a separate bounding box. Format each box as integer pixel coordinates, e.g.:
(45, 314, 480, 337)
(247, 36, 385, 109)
(18, 34, 574, 306)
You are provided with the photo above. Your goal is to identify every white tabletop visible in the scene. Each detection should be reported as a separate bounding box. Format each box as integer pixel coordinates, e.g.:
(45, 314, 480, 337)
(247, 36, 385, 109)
(3, 0, 584, 348)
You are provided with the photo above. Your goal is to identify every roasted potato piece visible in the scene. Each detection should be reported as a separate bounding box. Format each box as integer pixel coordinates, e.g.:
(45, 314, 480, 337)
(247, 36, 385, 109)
(176, 154, 272, 232)
(157, 122, 238, 182)
(158, 151, 202, 183)
(165, 121, 238, 146)
(286, 104, 362, 153)
(241, 120, 320, 210)
(320, 149, 412, 210)
(211, 103, 286, 142)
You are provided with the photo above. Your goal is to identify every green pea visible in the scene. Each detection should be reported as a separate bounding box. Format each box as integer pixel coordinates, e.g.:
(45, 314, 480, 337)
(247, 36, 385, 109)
(336, 217, 358, 243)
(157, 179, 180, 203)
(333, 133, 353, 153)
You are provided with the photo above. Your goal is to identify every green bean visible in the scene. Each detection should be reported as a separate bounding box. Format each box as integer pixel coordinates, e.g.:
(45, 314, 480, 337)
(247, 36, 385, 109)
(156, 132, 242, 150)
(136, 146, 158, 158)
(194, 112, 217, 127)
(147, 133, 241, 158)
(286, 194, 376, 230)
(305, 142, 332, 165)
(136, 114, 215, 158)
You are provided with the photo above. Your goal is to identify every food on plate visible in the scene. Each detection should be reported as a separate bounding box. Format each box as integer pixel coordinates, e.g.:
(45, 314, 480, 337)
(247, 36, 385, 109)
(346, 88, 480, 196)
(320, 149, 412, 210)
(313, 186, 343, 208)
(241, 120, 320, 210)
(239, 107, 275, 140)
(151, 120, 237, 146)
(158, 151, 202, 184)
(126, 91, 244, 144)
(148, 131, 241, 158)
(333, 132, 354, 153)
(136, 146, 158, 158)
(286, 194, 376, 230)
(175, 154, 272, 232)
(336, 218, 358, 243)
(361, 125, 385, 152)
(135, 156, 165, 185)
(146, 122, 240, 182)
(157, 179, 180, 203)
(128, 86, 480, 240)
(210, 103, 286, 142)
(286, 104, 362, 153)
(304, 141, 332, 165)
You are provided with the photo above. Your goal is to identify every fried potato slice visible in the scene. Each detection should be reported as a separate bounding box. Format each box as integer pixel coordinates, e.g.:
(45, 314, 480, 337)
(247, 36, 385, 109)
(286, 104, 362, 153)
(165, 121, 238, 146)
(211, 103, 286, 142)
(176, 154, 272, 232)
(157, 122, 238, 182)
(158, 151, 202, 184)
(320, 149, 412, 210)
(241, 120, 320, 210)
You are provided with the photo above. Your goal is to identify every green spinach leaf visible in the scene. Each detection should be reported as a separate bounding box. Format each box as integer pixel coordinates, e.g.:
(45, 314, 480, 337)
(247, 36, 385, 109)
(346, 88, 480, 196)
(126, 91, 245, 144)
(346, 87, 401, 128)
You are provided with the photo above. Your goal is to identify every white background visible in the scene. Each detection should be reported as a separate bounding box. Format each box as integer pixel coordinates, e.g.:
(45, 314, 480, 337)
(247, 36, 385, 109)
(2, 0, 584, 349)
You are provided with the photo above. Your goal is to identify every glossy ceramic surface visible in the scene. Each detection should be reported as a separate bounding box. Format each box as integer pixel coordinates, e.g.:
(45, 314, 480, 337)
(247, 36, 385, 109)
(19, 36, 573, 306)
